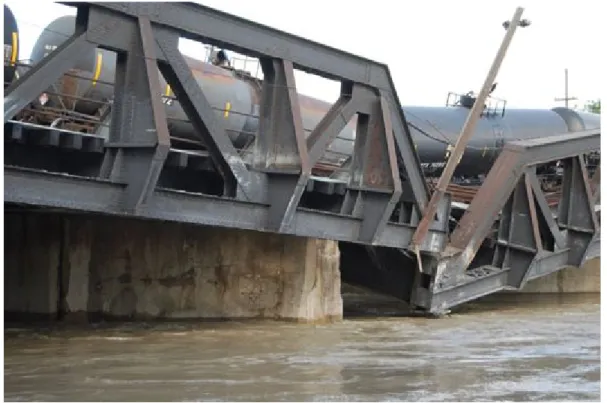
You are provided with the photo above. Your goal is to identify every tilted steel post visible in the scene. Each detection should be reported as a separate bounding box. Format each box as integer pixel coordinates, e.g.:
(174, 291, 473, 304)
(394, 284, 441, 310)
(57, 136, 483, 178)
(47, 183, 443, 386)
(410, 6, 526, 252)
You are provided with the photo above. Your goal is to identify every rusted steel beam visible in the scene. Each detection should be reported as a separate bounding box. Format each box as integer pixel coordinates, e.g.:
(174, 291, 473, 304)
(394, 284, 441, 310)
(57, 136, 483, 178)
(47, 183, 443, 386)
(448, 148, 525, 254)
(255, 59, 308, 173)
(337, 92, 404, 243)
(557, 155, 599, 232)
(525, 173, 542, 253)
(355, 96, 403, 243)
(450, 130, 599, 252)
(557, 155, 599, 265)
(247, 69, 405, 237)
(525, 170, 567, 249)
(253, 58, 310, 231)
(511, 129, 600, 164)
(428, 129, 600, 290)
(495, 176, 540, 288)
(589, 163, 600, 204)
(307, 82, 360, 165)
(415, 151, 600, 313)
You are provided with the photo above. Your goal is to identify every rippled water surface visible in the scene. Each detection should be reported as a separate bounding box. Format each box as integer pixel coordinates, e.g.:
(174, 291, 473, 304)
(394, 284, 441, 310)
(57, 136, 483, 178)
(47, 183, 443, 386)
(4, 293, 600, 402)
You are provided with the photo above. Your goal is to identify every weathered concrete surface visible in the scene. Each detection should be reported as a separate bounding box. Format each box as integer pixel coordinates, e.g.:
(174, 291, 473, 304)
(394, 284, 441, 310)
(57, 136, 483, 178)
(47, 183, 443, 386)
(4, 212, 342, 323)
(517, 258, 601, 294)
(4, 213, 61, 319)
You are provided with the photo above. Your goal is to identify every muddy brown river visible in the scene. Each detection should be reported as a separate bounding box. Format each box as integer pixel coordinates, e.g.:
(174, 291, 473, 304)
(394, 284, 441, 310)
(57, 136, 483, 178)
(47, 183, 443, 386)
(3, 292, 600, 402)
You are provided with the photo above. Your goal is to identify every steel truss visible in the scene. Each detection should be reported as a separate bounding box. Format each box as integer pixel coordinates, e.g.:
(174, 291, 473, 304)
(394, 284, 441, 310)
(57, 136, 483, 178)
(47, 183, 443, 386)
(412, 130, 601, 313)
(3, 2, 601, 314)
(3, 1, 448, 250)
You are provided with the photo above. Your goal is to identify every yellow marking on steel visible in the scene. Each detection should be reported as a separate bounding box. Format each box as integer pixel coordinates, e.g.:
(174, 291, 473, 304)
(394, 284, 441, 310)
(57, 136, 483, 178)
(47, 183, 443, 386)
(92, 52, 103, 86)
(224, 101, 231, 118)
(10, 32, 18, 65)
(165, 84, 173, 97)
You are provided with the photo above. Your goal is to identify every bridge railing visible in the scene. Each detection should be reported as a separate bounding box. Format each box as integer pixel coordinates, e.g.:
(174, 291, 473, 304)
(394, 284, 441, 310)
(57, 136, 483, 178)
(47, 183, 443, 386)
(411, 129, 601, 313)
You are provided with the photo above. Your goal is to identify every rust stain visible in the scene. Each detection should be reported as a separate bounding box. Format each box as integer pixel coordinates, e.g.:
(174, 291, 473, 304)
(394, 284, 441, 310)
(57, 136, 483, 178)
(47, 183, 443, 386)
(158, 267, 196, 288)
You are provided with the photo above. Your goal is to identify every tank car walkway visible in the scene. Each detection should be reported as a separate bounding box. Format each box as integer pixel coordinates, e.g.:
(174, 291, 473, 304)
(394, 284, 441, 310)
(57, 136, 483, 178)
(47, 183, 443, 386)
(3, 2, 601, 314)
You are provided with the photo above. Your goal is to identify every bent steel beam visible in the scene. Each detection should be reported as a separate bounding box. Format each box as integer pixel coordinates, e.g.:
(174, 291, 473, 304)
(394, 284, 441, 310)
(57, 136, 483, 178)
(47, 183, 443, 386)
(412, 129, 600, 313)
(449, 129, 599, 259)
(589, 164, 600, 204)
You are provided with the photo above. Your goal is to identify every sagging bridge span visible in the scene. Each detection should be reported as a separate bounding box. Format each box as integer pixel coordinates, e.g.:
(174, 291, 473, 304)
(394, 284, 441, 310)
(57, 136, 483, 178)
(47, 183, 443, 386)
(3, 1, 601, 316)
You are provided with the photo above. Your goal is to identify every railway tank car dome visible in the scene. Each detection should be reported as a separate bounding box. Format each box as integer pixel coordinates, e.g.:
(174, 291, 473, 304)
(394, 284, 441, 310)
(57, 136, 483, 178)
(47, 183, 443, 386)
(30, 15, 96, 68)
(551, 106, 601, 133)
(4, 4, 20, 83)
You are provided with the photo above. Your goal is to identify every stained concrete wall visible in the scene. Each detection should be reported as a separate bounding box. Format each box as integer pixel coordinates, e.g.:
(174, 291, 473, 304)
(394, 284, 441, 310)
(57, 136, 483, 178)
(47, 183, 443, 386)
(4, 211, 342, 323)
(517, 258, 601, 294)
(4, 214, 61, 319)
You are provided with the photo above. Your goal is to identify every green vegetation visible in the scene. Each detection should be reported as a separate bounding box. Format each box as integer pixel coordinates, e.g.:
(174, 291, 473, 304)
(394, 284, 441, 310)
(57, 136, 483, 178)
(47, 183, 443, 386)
(584, 100, 601, 114)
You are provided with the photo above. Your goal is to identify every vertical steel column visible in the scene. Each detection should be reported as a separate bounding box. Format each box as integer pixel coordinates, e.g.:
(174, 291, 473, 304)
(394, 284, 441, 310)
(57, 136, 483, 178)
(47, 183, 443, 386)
(557, 155, 599, 265)
(492, 173, 539, 288)
(99, 16, 170, 212)
(526, 170, 567, 250)
(589, 163, 600, 204)
(339, 87, 402, 243)
(253, 58, 310, 232)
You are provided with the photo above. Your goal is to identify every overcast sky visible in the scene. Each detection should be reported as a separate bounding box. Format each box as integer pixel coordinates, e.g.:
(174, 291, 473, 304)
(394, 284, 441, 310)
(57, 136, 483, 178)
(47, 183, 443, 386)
(5, 0, 604, 109)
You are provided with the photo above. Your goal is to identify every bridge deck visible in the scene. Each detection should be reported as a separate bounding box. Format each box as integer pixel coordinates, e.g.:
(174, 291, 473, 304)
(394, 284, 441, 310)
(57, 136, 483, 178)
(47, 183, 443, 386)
(3, 1, 600, 314)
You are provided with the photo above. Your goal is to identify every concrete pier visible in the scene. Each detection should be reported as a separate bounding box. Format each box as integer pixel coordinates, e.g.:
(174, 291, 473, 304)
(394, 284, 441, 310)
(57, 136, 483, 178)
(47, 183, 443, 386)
(517, 258, 601, 294)
(4, 211, 342, 323)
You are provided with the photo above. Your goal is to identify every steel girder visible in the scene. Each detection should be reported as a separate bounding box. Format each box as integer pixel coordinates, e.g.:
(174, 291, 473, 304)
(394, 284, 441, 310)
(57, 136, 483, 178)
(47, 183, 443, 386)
(4, 1, 443, 247)
(411, 129, 601, 313)
(4, 166, 446, 252)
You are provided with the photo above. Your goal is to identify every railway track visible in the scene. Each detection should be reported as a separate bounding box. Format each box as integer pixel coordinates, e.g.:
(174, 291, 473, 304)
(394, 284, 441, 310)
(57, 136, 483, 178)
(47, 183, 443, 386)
(434, 182, 563, 207)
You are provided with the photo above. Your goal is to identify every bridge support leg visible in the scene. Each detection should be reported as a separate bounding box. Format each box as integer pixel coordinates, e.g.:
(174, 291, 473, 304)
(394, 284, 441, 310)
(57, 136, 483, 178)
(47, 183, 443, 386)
(4, 212, 343, 323)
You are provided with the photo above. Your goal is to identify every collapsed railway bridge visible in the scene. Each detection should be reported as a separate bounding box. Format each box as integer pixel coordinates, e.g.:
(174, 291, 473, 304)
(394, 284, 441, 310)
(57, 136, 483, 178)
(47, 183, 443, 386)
(3, 2, 601, 321)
